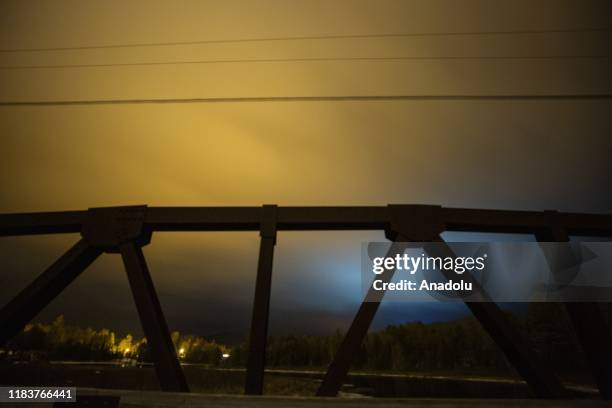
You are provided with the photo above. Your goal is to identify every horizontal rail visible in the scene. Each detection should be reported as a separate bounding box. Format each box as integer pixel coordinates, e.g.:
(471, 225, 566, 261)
(147, 207, 390, 231)
(0, 210, 86, 235)
(0, 206, 610, 237)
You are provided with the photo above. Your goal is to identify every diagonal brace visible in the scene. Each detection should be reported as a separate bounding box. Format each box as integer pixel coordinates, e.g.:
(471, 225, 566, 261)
(536, 213, 612, 400)
(120, 240, 189, 392)
(0, 239, 102, 345)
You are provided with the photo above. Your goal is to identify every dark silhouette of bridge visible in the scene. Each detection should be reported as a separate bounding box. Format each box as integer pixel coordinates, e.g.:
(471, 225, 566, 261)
(1, 204, 611, 399)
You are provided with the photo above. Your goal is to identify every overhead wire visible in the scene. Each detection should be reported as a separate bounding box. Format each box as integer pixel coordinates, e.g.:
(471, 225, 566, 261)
(1, 28, 610, 53)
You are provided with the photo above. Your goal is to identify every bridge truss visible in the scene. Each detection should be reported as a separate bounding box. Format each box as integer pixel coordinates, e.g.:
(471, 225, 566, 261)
(0, 204, 611, 399)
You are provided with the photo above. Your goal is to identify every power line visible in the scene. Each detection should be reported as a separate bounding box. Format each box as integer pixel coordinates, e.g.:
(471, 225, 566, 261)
(1, 94, 611, 107)
(1, 28, 610, 53)
(1, 55, 610, 70)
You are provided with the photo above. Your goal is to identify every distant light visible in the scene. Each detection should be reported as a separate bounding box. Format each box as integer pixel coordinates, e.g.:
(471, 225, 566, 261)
(222, 353, 230, 359)
(124, 348, 130, 354)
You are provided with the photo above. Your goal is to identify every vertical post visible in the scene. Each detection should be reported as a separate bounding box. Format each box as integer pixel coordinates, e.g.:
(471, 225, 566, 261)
(245, 205, 277, 395)
(0, 239, 102, 345)
(536, 218, 612, 400)
(119, 240, 189, 392)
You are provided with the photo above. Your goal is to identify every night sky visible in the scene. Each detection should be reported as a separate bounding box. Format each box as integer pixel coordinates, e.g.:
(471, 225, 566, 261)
(1, 0, 611, 339)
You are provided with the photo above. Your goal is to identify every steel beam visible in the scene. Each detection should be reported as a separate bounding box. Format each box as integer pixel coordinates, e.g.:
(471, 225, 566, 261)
(245, 205, 278, 395)
(0, 210, 85, 236)
(0, 239, 102, 345)
(442, 208, 612, 236)
(119, 240, 189, 392)
(318, 204, 568, 398)
(536, 222, 612, 400)
(146, 206, 611, 234)
(1, 206, 611, 236)
(318, 235, 567, 398)
(423, 238, 567, 398)
(317, 241, 407, 396)
(460, 302, 567, 397)
(0, 203, 611, 398)
(317, 205, 442, 396)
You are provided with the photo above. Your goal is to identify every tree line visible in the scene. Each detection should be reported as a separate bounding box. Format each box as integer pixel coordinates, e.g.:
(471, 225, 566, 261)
(3, 303, 602, 372)
(4, 315, 228, 366)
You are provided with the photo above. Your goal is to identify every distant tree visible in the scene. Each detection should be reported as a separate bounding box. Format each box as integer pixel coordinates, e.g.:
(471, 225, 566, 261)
(6, 311, 596, 373)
